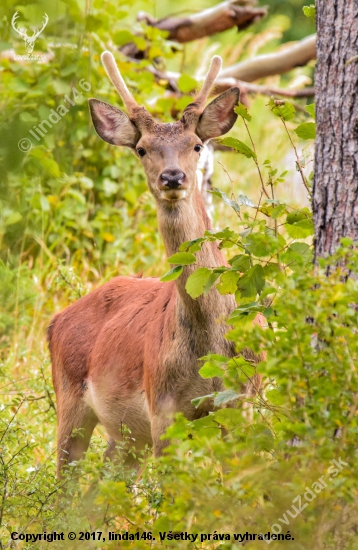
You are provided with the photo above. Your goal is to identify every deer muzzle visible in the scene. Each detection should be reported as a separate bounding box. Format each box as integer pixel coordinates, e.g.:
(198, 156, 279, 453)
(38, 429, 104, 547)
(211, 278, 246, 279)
(160, 170, 186, 190)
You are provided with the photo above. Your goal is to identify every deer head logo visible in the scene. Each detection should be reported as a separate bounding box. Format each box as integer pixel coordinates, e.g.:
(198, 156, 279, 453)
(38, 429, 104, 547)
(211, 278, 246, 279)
(11, 11, 49, 54)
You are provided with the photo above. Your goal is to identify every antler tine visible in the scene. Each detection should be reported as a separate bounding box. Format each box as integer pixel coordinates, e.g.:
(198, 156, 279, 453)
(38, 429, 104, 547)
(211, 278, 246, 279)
(101, 51, 138, 114)
(195, 55, 222, 109)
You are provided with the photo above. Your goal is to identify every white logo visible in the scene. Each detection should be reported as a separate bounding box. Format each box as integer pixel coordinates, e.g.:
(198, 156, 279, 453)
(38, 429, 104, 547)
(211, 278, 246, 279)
(11, 11, 48, 55)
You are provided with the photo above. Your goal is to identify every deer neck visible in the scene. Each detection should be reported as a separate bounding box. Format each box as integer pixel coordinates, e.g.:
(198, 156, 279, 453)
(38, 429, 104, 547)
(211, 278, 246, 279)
(157, 188, 235, 328)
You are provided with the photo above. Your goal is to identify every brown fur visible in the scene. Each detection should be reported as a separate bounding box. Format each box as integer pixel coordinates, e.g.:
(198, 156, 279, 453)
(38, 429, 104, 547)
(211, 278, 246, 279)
(49, 56, 264, 477)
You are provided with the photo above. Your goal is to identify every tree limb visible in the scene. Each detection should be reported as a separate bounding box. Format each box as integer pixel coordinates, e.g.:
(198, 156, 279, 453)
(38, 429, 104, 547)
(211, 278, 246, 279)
(147, 67, 315, 99)
(120, 0, 267, 59)
(138, 0, 267, 42)
(220, 34, 316, 82)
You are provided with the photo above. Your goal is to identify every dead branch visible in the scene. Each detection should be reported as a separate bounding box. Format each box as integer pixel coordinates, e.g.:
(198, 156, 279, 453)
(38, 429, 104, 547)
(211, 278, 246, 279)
(233, 81, 315, 98)
(147, 66, 315, 100)
(220, 34, 316, 82)
(139, 0, 267, 42)
(121, 0, 266, 59)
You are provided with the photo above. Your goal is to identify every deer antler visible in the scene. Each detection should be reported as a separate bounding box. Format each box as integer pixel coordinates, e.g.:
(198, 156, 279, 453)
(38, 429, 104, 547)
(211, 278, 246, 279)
(101, 51, 139, 115)
(32, 13, 49, 40)
(100, 51, 155, 132)
(195, 55, 222, 110)
(180, 56, 223, 129)
(11, 11, 28, 40)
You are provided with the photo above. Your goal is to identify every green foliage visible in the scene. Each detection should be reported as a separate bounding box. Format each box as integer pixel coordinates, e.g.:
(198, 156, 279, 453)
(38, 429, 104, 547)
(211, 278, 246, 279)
(167, 252, 196, 265)
(161, 265, 183, 281)
(219, 137, 257, 159)
(303, 5, 316, 18)
(294, 121, 316, 139)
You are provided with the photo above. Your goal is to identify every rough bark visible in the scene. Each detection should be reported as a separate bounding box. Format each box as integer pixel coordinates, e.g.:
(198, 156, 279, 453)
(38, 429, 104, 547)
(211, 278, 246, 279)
(313, 1, 358, 259)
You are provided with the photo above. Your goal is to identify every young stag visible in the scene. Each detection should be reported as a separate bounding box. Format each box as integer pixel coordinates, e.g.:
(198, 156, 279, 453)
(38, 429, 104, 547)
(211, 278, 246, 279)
(49, 52, 263, 477)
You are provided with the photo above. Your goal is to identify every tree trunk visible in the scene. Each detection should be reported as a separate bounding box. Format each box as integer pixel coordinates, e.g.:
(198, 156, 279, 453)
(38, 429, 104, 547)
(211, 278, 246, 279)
(313, 0, 358, 260)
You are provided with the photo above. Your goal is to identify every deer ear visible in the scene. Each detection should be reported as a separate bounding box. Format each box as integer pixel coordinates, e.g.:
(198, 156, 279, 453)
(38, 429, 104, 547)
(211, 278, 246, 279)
(195, 88, 240, 142)
(89, 99, 139, 147)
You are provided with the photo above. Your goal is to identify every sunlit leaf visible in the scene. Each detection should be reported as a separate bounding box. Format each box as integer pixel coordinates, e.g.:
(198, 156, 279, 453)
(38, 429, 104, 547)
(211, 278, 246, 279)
(185, 267, 212, 298)
(161, 266, 183, 282)
(167, 252, 196, 265)
(294, 122, 316, 140)
(219, 137, 257, 159)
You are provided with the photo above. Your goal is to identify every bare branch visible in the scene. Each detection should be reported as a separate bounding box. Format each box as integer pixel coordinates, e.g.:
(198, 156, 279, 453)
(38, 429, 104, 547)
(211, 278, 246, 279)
(139, 0, 267, 43)
(147, 66, 315, 101)
(121, 0, 267, 59)
(220, 34, 316, 82)
(235, 81, 315, 98)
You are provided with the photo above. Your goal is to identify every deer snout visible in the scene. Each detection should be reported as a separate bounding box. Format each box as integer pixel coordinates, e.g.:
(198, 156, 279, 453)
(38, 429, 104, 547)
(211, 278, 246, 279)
(160, 170, 186, 189)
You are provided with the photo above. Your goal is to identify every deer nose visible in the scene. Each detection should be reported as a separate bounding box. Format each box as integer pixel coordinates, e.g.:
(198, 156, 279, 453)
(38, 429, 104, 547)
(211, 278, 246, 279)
(160, 170, 186, 189)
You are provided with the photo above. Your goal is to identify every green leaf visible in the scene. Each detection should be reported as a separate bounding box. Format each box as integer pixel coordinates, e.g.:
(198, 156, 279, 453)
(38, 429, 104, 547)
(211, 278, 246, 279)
(213, 227, 237, 240)
(264, 306, 274, 318)
(113, 30, 135, 46)
(294, 122, 316, 140)
(217, 270, 240, 295)
(210, 188, 240, 213)
(191, 393, 215, 408)
(203, 272, 221, 295)
(244, 233, 271, 258)
(167, 252, 196, 265)
(219, 137, 257, 159)
(234, 103, 251, 121)
(201, 354, 229, 363)
(133, 35, 147, 51)
(281, 242, 313, 268)
(199, 362, 224, 379)
(306, 103, 315, 119)
(266, 388, 286, 406)
(271, 204, 287, 219)
(185, 267, 212, 299)
(286, 208, 311, 225)
(161, 266, 183, 282)
(179, 238, 204, 253)
(228, 254, 251, 272)
(263, 264, 281, 280)
(228, 302, 263, 321)
(286, 219, 314, 239)
(268, 99, 296, 121)
(213, 408, 244, 427)
(237, 264, 265, 297)
(214, 390, 240, 407)
(177, 74, 198, 93)
(303, 5, 316, 17)
(237, 194, 255, 207)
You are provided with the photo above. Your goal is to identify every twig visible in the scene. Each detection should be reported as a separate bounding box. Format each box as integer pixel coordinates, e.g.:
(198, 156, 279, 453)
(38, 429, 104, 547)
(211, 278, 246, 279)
(241, 118, 270, 199)
(280, 118, 311, 196)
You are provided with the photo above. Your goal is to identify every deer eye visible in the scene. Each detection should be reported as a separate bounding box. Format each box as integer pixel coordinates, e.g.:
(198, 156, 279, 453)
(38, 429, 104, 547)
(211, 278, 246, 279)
(137, 147, 146, 157)
(194, 144, 202, 153)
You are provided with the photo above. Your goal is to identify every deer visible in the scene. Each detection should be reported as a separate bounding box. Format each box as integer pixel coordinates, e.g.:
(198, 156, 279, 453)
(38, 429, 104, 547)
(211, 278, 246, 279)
(48, 51, 264, 478)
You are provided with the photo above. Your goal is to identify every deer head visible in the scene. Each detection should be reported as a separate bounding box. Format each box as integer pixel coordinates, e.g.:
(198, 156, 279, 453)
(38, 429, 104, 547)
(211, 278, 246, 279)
(89, 52, 240, 205)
